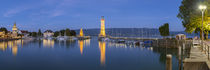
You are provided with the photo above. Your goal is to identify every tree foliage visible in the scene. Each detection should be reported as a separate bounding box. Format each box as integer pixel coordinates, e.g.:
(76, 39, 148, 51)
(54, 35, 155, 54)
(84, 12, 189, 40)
(29, 32, 37, 37)
(0, 27, 8, 33)
(159, 23, 170, 37)
(70, 30, 76, 36)
(38, 29, 42, 37)
(177, 0, 210, 39)
(65, 28, 71, 36)
(54, 31, 60, 37)
(53, 28, 77, 37)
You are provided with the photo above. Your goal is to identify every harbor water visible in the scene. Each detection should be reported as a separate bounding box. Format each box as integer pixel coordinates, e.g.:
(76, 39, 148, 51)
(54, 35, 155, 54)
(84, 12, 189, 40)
(0, 37, 186, 70)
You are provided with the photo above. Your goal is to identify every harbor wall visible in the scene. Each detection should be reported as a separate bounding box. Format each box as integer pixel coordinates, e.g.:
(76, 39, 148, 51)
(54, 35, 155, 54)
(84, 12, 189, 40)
(152, 39, 192, 48)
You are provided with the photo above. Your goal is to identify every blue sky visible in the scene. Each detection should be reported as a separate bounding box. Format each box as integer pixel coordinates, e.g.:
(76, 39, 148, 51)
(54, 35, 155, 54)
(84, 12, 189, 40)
(0, 0, 184, 31)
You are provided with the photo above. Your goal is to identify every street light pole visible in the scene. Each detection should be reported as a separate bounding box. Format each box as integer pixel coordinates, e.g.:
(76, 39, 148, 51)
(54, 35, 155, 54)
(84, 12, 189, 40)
(201, 10, 204, 51)
(202, 9, 204, 48)
(199, 5, 207, 51)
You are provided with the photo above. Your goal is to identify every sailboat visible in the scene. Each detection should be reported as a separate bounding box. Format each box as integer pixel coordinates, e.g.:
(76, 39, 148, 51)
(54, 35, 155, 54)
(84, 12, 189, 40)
(57, 32, 65, 41)
(64, 31, 69, 39)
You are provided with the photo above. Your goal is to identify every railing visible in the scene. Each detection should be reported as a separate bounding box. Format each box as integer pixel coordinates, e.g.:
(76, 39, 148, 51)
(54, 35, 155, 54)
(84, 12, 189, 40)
(202, 41, 210, 60)
(192, 40, 210, 60)
(192, 39, 201, 47)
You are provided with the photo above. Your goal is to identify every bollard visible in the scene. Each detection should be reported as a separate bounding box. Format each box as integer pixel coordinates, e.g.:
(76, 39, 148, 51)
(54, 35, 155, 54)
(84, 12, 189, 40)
(178, 46, 182, 70)
(166, 54, 172, 70)
(208, 44, 209, 60)
(183, 43, 185, 55)
(178, 46, 181, 58)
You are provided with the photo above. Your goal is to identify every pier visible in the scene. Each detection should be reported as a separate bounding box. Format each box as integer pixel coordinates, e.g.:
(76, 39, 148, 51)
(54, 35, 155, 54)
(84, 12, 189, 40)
(106, 36, 189, 48)
(183, 41, 210, 70)
(109, 36, 158, 41)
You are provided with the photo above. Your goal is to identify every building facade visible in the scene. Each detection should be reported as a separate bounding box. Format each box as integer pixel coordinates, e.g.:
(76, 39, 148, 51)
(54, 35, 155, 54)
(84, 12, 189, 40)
(43, 30, 54, 38)
(0, 31, 6, 38)
(176, 34, 186, 40)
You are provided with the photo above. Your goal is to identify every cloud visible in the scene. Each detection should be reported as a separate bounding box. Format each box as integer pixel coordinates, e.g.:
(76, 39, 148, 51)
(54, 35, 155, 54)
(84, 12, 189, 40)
(48, 0, 75, 17)
(3, 0, 73, 18)
(50, 10, 65, 17)
(163, 17, 170, 19)
(3, 7, 29, 17)
(32, 0, 76, 18)
(44, 0, 59, 5)
(2, 2, 39, 17)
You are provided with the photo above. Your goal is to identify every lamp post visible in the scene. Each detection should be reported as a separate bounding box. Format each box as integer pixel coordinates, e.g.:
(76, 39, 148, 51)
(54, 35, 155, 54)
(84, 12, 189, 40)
(199, 5, 207, 50)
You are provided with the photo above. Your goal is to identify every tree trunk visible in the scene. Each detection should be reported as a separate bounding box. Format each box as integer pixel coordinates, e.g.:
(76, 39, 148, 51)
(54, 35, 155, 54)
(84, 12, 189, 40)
(204, 31, 209, 40)
(200, 31, 203, 40)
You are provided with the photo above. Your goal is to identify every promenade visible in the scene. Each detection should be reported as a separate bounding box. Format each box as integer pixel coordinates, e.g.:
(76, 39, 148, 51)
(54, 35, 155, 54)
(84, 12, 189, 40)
(183, 40, 210, 70)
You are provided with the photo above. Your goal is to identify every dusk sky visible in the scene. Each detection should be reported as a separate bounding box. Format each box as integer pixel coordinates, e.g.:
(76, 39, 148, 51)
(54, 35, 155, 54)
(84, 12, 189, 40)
(0, 0, 184, 31)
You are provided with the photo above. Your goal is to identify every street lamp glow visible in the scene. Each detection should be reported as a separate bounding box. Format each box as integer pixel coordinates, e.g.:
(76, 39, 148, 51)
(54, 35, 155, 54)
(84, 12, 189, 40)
(199, 5, 207, 10)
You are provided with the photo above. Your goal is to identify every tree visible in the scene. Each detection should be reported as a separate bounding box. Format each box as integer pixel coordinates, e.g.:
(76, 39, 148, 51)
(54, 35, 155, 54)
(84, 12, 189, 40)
(38, 29, 42, 37)
(0, 27, 8, 33)
(70, 30, 76, 36)
(204, 31, 209, 39)
(53, 28, 77, 37)
(53, 31, 60, 37)
(65, 28, 71, 36)
(177, 0, 210, 39)
(60, 29, 65, 36)
(159, 23, 170, 37)
(30, 32, 37, 37)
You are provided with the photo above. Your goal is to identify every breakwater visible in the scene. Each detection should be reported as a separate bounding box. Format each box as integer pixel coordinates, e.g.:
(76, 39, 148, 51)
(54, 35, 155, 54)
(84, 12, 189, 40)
(152, 39, 192, 48)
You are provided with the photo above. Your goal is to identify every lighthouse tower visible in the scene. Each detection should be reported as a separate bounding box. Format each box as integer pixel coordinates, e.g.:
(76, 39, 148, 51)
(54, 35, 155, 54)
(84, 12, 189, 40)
(99, 16, 106, 37)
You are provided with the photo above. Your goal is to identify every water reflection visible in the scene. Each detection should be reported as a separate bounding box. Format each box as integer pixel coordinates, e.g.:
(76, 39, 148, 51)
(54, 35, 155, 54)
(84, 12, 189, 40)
(10, 40, 23, 56)
(0, 39, 24, 56)
(84, 39, 90, 46)
(78, 39, 91, 55)
(108, 42, 127, 48)
(108, 42, 154, 51)
(0, 37, 191, 70)
(12, 42, 18, 56)
(43, 39, 54, 48)
(99, 41, 106, 66)
(78, 40, 84, 55)
(0, 42, 8, 51)
(153, 47, 178, 64)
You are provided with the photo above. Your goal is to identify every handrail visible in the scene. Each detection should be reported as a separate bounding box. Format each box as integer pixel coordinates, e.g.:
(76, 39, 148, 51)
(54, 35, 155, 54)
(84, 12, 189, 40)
(202, 42, 210, 60)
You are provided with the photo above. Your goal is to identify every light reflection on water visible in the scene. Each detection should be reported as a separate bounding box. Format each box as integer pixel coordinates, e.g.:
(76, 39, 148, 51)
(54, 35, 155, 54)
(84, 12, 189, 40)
(78, 39, 91, 55)
(79, 40, 84, 55)
(0, 40, 24, 56)
(99, 41, 106, 66)
(0, 37, 183, 70)
(43, 39, 54, 48)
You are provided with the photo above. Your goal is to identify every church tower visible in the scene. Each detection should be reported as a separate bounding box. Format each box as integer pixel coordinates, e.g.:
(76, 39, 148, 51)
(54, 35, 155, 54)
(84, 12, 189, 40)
(99, 16, 106, 37)
(12, 22, 18, 38)
(12, 22, 18, 32)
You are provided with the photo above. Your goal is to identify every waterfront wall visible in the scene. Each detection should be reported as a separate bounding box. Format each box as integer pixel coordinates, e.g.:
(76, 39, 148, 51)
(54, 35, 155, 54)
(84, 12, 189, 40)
(152, 39, 192, 48)
(0, 38, 21, 42)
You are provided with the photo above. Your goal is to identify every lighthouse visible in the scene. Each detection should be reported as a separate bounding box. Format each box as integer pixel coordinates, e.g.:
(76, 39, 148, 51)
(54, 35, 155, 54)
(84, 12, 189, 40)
(99, 16, 106, 37)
